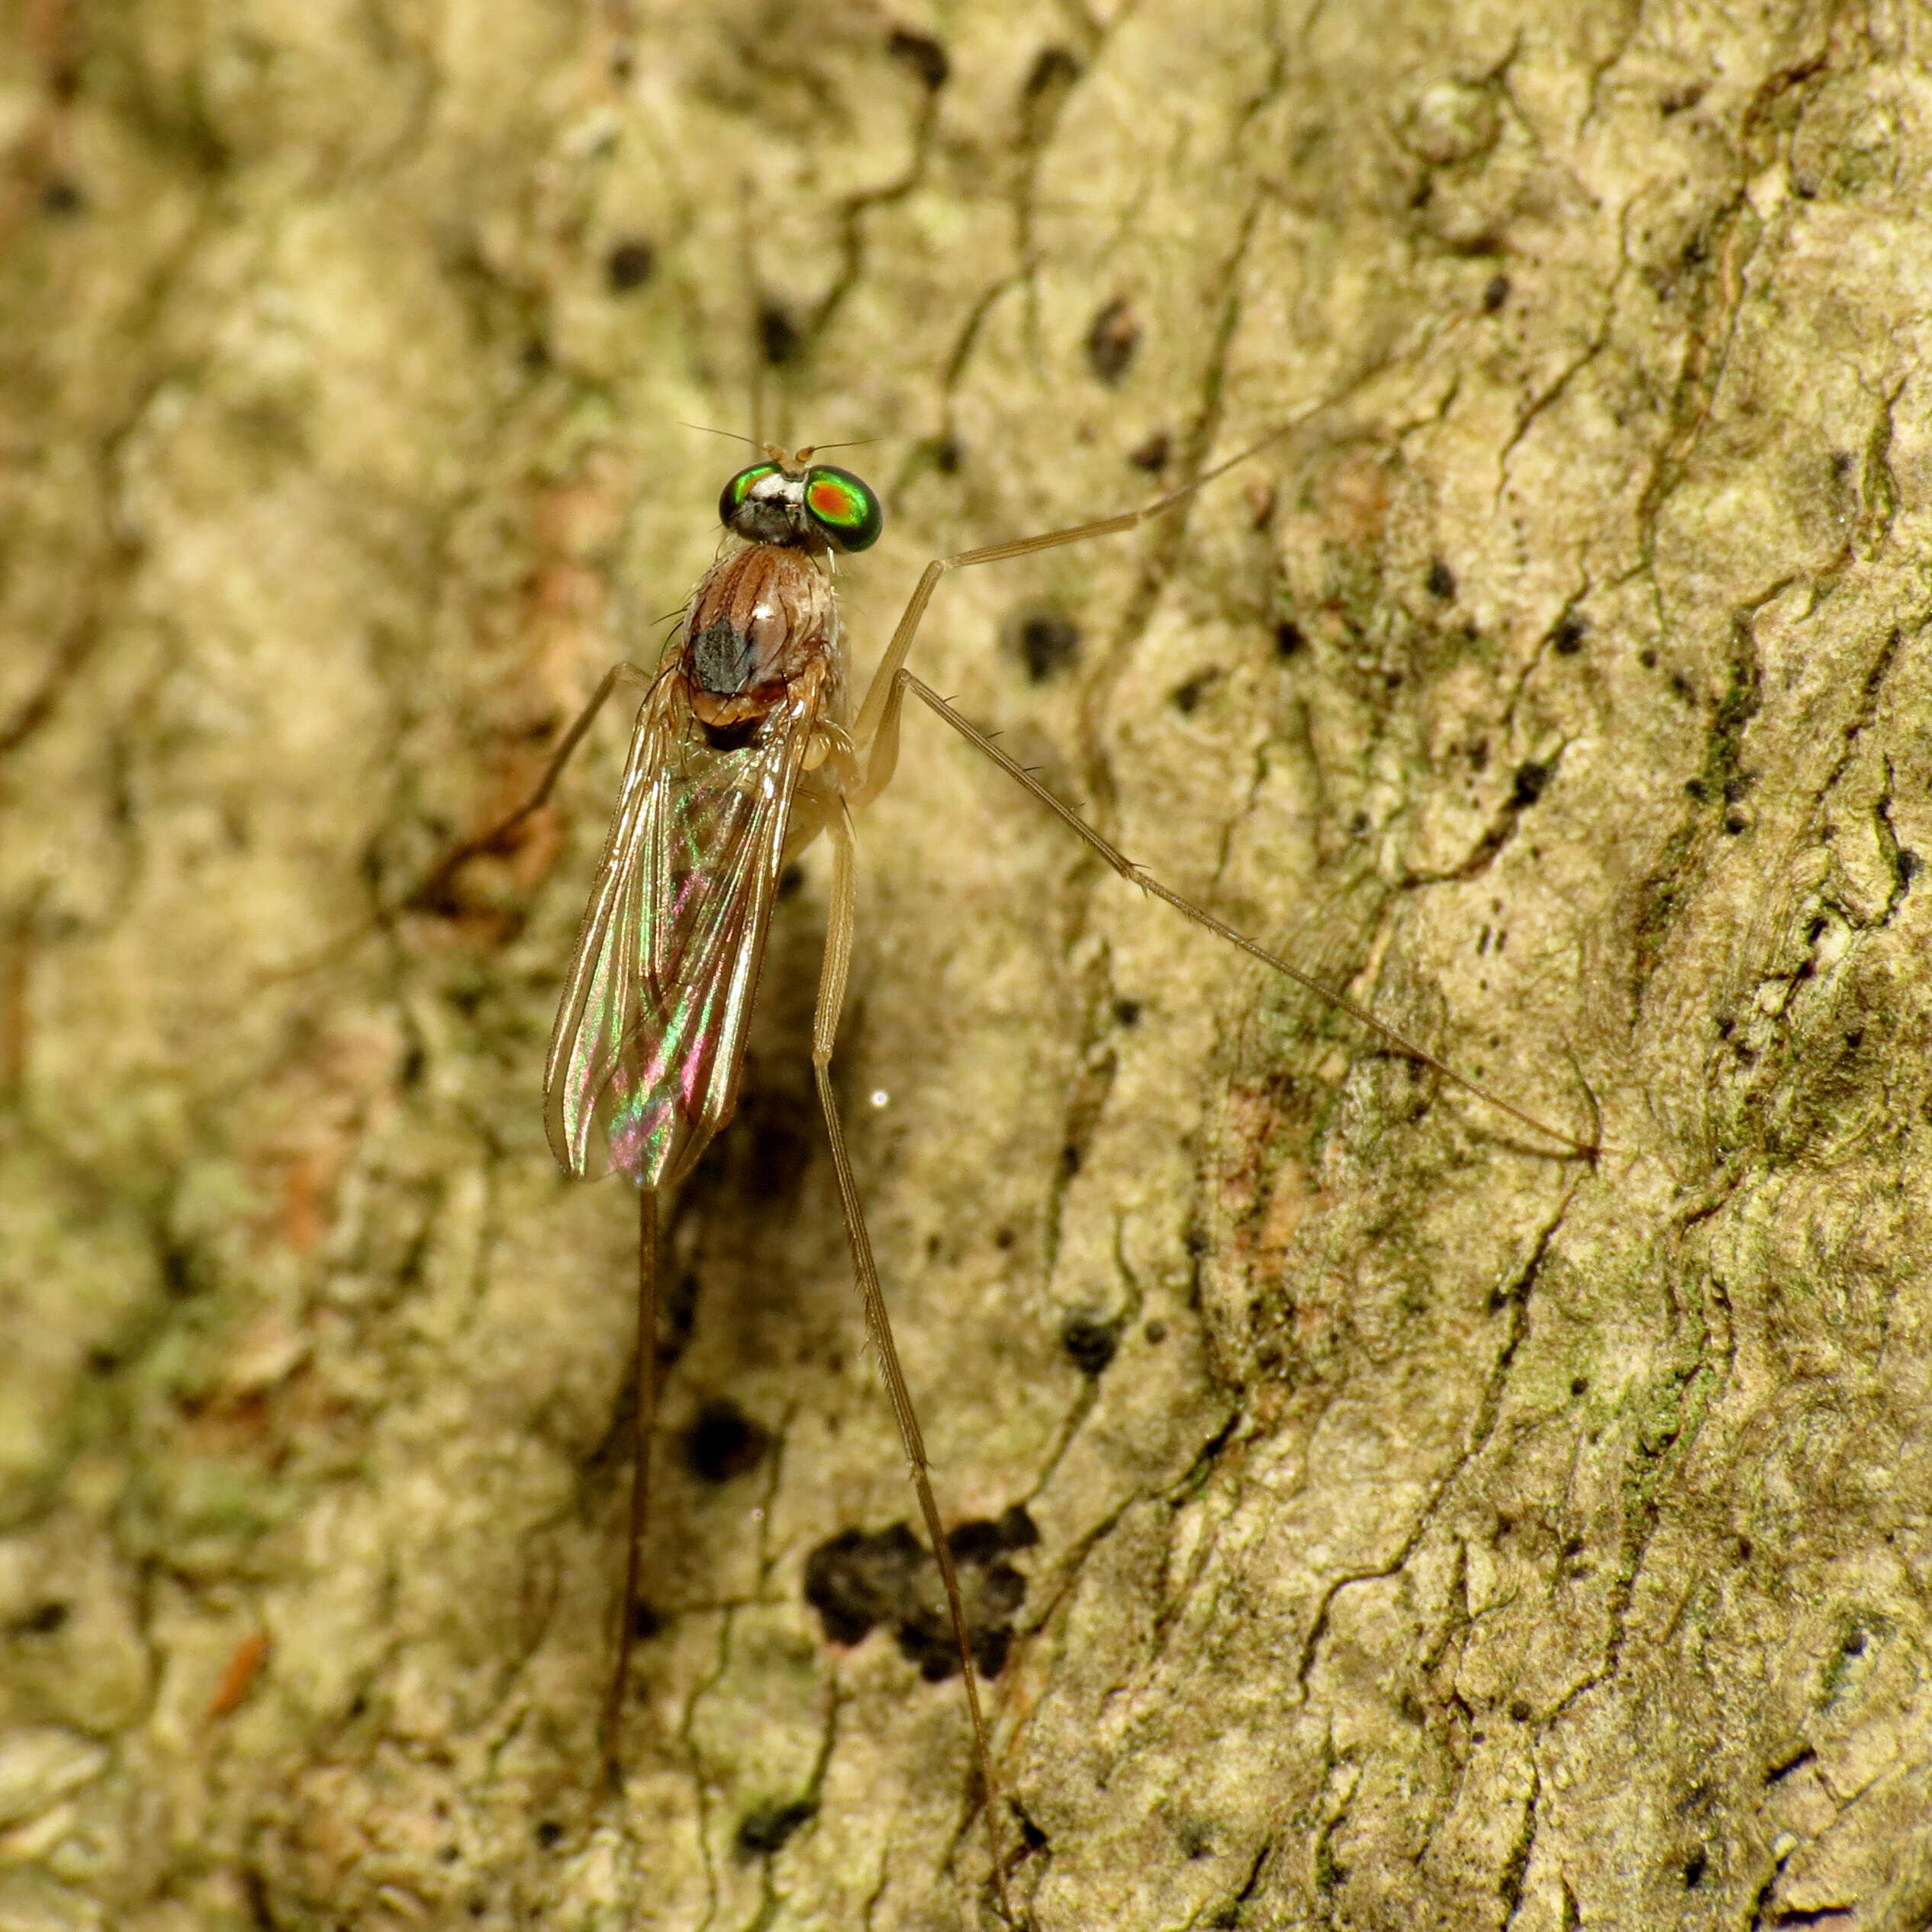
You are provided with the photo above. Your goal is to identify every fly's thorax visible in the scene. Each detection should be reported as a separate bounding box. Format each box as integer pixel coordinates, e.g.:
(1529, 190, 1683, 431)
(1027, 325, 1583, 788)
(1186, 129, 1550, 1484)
(678, 543, 845, 735)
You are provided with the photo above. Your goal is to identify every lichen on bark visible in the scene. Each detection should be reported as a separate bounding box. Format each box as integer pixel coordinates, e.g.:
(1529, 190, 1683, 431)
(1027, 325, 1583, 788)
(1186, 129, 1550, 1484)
(2, 2, 1930, 1927)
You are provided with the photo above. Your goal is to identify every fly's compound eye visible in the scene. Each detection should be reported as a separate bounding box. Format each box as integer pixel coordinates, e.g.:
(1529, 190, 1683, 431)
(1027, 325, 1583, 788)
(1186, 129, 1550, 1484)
(719, 462, 781, 531)
(802, 465, 883, 552)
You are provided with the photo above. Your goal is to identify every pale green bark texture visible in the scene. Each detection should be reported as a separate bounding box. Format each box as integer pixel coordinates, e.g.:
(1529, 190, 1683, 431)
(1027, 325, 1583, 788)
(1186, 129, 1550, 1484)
(2, 1, 1930, 1927)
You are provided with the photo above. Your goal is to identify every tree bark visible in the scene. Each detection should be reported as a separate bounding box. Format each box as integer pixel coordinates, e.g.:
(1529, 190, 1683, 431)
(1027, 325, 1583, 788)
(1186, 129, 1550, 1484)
(2, 2, 1928, 1927)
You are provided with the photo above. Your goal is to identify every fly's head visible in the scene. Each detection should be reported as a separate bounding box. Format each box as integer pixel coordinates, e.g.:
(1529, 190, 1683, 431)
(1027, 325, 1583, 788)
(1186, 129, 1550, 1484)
(718, 446, 883, 555)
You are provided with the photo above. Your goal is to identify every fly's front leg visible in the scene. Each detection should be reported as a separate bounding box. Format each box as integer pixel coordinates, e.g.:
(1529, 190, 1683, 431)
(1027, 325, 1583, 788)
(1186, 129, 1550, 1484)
(407, 659, 656, 913)
(848, 417, 1324, 810)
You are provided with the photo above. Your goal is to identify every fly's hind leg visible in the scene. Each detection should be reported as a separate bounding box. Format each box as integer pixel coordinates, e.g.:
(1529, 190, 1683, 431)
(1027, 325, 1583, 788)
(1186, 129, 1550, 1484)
(900, 670, 1599, 1158)
(407, 659, 657, 913)
(807, 803, 1017, 1924)
(839, 422, 1596, 1155)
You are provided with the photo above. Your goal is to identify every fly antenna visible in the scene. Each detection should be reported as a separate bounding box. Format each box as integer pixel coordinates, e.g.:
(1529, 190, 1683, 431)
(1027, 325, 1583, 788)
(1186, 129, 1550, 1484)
(678, 420, 762, 449)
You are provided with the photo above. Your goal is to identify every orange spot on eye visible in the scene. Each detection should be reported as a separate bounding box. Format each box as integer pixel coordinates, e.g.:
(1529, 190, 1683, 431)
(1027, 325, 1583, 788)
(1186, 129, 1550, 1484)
(808, 482, 852, 519)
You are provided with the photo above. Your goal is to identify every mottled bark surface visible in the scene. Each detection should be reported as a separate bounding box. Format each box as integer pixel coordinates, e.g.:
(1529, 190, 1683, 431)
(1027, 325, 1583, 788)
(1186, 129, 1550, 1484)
(2, 2, 1929, 1927)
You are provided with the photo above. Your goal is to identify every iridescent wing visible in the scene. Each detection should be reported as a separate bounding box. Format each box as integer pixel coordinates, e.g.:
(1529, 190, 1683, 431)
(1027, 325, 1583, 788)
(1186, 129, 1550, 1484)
(543, 668, 822, 1187)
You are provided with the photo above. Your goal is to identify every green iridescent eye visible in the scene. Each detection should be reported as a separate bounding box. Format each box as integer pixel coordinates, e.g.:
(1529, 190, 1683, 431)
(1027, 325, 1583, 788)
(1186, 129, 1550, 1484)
(718, 462, 780, 528)
(803, 465, 883, 552)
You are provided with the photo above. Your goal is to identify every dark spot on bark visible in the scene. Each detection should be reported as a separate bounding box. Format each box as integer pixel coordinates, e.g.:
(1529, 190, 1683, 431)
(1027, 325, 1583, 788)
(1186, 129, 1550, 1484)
(1024, 46, 1082, 98)
(993, 1505, 1040, 1550)
(994, 1225, 1016, 1249)
(1184, 1227, 1209, 1257)
(1426, 556, 1457, 600)
(633, 1599, 663, 1640)
(16, 1601, 68, 1634)
(1060, 1141, 1082, 1177)
(1681, 1850, 1706, 1888)
(1686, 778, 1708, 800)
(1553, 611, 1588, 654)
(758, 300, 800, 366)
(1511, 760, 1551, 807)
(805, 1517, 1029, 1679)
(947, 1519, 1006, 1563)
(1639, 647, 1658, 668)
(1724, 812, 1747, 834)
(1483, 273, 1510, 312)
(1013, 610, 1080, 681)
(887, 27, 948, 89)
(535, 1821, 564, 1850)
(1085, 295, 1139, 385)
(604, 238, 654, 293)
(662, 1271, 700, 1367)
(684, 1397, 770, 1483)
(42, 177, 83, 217)
(805, 1524, 925, 1646)
(1171, 672, 1212, 713)
(1145, 1319, 1167, 1344)
(1061, 1317, 1119, 1377)
(1129, 430, 1170, 471)
(1275, 618, 1306, 657)
(1509, 1699, 1531, 1721)
(748, 1108, 811, 1198)
(934, 434, 962, 474)
(737, 1798, 818, 1856)
(1570, 1375, 1588, 1396)
(971, 1625, 1013, 1676)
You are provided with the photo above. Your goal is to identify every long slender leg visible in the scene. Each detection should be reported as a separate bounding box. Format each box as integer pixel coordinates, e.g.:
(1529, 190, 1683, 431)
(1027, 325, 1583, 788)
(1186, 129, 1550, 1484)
(849, 407, 1340, 805)
(809, 806, 1015, 1922)
(407, 660, 655, 913)
(601, 1187, 660, 1790)
(903, 671, 1601, 1160)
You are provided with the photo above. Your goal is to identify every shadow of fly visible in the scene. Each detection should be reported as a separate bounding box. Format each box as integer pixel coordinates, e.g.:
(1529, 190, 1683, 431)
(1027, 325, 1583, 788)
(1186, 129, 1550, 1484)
(411, 423, 1597, 1923)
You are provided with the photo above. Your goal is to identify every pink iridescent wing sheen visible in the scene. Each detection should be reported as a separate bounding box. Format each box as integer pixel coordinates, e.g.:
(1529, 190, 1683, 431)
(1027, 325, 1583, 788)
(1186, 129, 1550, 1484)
(543, 671, 820, 1188)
